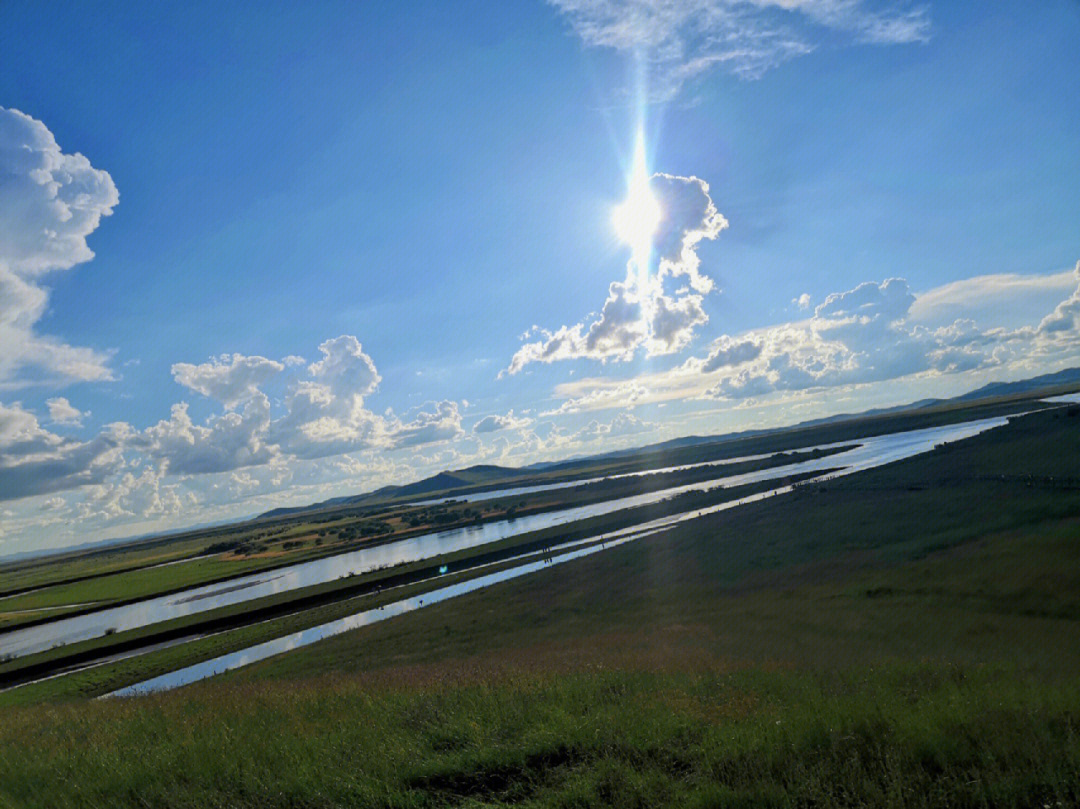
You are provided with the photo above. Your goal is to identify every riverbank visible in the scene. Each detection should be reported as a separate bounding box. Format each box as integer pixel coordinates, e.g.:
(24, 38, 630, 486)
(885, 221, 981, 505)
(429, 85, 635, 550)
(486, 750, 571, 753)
(0, 407, 1077, 806)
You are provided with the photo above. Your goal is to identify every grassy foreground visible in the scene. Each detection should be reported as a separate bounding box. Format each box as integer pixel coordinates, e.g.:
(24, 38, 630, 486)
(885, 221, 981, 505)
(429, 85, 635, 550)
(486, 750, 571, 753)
(1, 662, 1077, 808)
(0, 407, 1078, 807)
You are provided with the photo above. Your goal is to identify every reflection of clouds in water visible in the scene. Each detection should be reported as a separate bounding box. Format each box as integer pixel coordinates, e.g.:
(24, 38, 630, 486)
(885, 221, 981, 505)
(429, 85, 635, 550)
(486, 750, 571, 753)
(36, 414, 1017, 674)
(7, 450, 843, 658)
(108, 415, 1015, 697)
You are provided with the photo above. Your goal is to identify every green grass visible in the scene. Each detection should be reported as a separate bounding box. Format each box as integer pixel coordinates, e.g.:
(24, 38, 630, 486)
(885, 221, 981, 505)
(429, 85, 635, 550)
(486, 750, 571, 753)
(0, 446, 844, 631)
(0, 664, 1077, 807)
(2, 383, 1066, 604)
(0, 407, 1078, 807)
(0, 472, 821, 703)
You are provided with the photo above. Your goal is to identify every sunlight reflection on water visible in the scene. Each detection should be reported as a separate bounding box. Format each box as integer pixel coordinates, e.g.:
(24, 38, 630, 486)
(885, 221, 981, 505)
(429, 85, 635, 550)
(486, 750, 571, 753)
(103, 414, 1015, 696)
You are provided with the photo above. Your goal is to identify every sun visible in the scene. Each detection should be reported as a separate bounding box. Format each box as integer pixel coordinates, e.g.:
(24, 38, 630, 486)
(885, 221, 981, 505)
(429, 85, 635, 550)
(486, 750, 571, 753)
(612, 130, 661, 278)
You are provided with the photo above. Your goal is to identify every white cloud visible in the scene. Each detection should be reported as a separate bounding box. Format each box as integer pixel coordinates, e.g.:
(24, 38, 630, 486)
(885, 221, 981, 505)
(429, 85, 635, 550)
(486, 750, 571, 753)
(697, 336, 762, 372)
(572, 412, 656, 442)
(78, 466, 195, 523)
(546, 264, 1080, 413)
(1037, 262, 1080, 335)
(0, 107, 118, 387)
(172, 354, 285, 409)
(390, 401, 465, 449)
(269, 336, 386, 459)
(45, 397, 86, 426)
(473, 409, 534, 434)
(504, 172, 726, 375)
(549, 0, 930, 98)
(137, 396, 275, 476)
(308, 335, 381, 397)
(154, 337, 462, 469)
(0, 401, 128, 501)
(908, 269, 1079, 330)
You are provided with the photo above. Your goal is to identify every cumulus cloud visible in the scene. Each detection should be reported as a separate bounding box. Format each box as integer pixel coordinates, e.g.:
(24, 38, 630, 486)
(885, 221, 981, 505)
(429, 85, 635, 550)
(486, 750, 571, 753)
(701, 268, 1080, 399)
(172, 354, 285, 409)
(45, 397, 86, 426)
(473, 409, 534, 434)
(549, 0, 930, 98)
(152, 336, 461, 469)
(546, 264, 1080, 413)
(0, 107, 118, 387)
(572, 412, 656, 442)
(136, 395, 276, 476)
(78, 466, 195, 523)
(697, 337, 762, 372)
(269, 337, 386, 459)
(390, 401, 465, 449)
(1037, 262, 1080, 335)
(0, 401, 128, 501)
(705, 278, 975, 399)
(308, 335, 381, 396)
(504, 173, 726, 375)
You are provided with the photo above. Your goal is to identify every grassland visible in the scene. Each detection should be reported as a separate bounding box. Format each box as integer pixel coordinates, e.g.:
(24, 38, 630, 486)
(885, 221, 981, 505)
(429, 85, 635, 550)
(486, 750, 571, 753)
(0, 382, 1061, 608)
(0, 471, 824, 700)
(0, 405, 1076, 806)
(0, 446, 844, 633)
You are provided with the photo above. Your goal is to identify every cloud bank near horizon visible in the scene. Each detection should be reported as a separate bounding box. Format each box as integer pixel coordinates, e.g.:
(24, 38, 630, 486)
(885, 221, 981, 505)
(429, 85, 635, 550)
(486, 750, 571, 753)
(2, 104, 1079, 556)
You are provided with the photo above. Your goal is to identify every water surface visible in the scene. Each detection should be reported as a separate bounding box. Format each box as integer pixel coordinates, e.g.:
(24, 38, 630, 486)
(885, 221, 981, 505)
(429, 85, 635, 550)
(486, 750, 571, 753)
(0, 415, 1010, 661)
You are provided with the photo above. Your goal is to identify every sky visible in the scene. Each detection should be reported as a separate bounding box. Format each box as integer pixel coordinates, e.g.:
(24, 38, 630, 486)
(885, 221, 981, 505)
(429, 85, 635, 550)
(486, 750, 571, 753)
(1, 0, 1079, 556)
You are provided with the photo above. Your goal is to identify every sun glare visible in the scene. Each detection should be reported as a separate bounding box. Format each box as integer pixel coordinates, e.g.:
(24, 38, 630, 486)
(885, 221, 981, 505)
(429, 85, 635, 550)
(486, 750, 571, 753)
(612, 131, 661, 278)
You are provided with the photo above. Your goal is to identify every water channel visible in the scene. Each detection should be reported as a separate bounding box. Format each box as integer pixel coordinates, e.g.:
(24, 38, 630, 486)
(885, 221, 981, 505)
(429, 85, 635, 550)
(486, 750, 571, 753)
(0, 414, 1018, 681)
(105, 413, 1020, 695)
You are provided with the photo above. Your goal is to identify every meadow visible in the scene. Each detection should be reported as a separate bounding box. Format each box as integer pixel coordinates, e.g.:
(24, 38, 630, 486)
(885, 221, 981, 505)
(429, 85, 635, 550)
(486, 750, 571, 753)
(0, 405, 1076, 806)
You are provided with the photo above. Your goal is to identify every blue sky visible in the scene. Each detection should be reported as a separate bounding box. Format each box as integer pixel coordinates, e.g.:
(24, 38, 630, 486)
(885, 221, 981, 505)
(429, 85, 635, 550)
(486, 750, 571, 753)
(2, 0, 1079, 554)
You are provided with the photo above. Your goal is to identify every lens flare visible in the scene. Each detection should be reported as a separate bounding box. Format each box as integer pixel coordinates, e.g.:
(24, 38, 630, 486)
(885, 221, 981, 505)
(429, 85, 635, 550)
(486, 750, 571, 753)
(612, 130, 661, 282)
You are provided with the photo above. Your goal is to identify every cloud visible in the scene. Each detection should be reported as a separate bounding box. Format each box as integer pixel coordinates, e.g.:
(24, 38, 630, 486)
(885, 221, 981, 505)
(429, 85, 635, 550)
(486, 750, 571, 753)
(549, 0, 930, 98)
(814, 277, 914, 321)
(272, 382, 386, 459)
(546, 264, 1080, 413)
(473, 409, 534, 434)
(702, 269, 1080, 398)
(793, 293, 812, 310)
(908, 269, 1079, 329)
(172, 354, 285, 409)
(308, 335, 381, 397)
(504, 172, 726, 375)
(137, 396, 276, 476)
(0, 401, 128, 501)
(0, 107, 118, 387)
(77, 467, 195, 523)
(161, 338, 462, 465)
(45, 397, 86, 426)
(390, 401, 465, 449)
(572, 412, 656, 442)
(704, 278, 970, 399)
(1037, 262, 1080, 335)
(698, 337, 762, 372)
(269, 337, 386, 460)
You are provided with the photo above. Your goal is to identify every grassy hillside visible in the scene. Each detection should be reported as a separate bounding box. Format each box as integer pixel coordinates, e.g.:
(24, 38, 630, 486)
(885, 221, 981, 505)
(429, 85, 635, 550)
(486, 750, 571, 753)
(0, 406, 1078, 807)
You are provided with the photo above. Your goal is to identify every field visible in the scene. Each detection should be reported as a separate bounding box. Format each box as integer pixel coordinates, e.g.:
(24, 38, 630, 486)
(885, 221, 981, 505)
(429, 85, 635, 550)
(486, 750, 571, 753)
(0, 385, 1057, 611)
(0, 447, 852, 633)
(0, 403, 1077, 806)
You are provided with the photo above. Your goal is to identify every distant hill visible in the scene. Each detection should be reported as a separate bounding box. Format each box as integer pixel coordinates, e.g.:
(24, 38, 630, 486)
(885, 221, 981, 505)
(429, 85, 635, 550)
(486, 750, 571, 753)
(953, 367, 1080, 401)
(255, 367, 1080, 521)
(258, 465, 520, 519)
